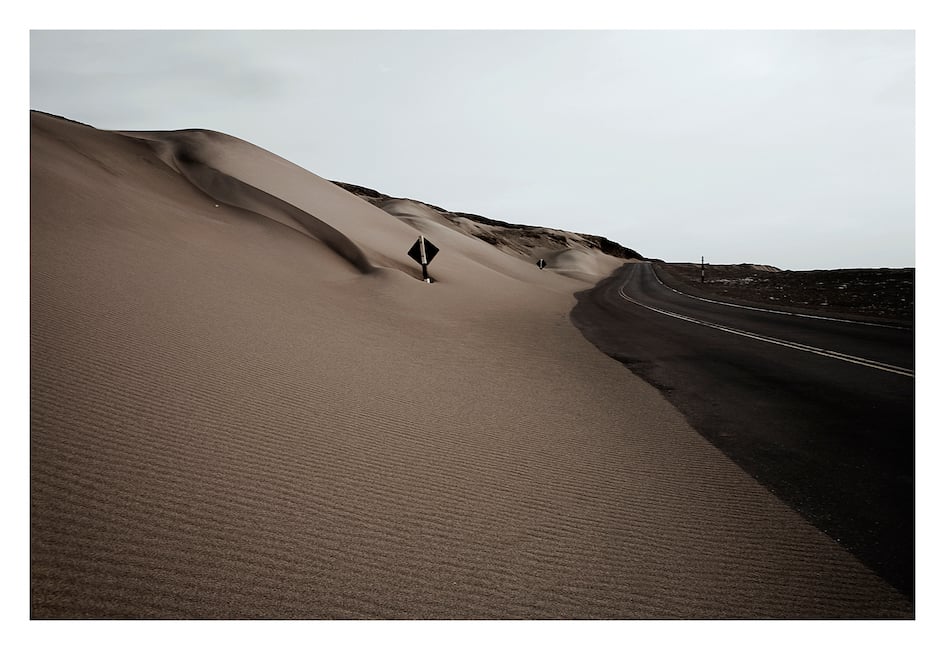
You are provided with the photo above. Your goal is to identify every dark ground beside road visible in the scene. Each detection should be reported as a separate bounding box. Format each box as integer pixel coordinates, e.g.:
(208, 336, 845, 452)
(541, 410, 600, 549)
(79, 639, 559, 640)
(571, 262, 915, 602)
(656, 262, 914, 324)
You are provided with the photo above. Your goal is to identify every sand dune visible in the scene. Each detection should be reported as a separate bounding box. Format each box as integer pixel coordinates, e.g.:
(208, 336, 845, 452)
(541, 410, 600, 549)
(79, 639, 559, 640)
(335, 180, 642, 277)
(30, 111, 911, 618)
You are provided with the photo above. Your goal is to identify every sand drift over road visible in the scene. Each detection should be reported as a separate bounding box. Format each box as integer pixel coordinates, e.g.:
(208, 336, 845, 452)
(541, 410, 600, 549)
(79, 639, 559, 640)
(572, 263, 914, 598)
(30, 111, 911, 618)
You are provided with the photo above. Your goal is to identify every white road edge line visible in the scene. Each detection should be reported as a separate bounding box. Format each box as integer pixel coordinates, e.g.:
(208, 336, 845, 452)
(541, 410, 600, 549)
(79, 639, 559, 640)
(618, 274, 915, 379)
(646, 263, 911, 331)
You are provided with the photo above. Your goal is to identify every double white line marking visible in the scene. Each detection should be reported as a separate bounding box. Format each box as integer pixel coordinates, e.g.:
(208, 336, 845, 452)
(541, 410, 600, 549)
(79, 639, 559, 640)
(617, 271, 914, 378)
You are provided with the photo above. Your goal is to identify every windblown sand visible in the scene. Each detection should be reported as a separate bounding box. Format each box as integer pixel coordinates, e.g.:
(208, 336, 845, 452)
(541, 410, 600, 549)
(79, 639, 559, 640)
(30, 112, 911, 618)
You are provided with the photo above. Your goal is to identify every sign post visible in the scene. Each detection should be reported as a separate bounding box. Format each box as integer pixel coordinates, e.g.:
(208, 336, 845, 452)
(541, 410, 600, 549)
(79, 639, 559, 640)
(407, 235, 439, 283)
(537, 258, 546, 270)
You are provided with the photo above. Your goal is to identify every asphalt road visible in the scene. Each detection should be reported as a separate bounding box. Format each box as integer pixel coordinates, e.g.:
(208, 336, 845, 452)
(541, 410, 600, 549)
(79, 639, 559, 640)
(571, 262, 915, 599)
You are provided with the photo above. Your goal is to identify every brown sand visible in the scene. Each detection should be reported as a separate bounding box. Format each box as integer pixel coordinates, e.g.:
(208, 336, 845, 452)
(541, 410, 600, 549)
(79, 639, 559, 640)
(29, 111, 911, 618)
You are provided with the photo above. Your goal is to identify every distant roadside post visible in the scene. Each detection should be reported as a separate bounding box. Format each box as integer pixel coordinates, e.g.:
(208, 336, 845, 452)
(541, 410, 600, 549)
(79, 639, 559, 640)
(407, 235, 439, 283)
(701, 256, 705, 283)
(537, 258, 546, 270)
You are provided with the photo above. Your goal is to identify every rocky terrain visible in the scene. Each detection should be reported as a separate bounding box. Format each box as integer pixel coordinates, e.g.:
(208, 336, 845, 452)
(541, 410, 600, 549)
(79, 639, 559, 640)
(654, 262, 914, 325)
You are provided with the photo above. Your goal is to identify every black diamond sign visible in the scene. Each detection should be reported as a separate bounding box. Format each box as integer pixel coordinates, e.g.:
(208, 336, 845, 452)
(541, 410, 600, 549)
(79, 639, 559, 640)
(407, 236, 439, 266)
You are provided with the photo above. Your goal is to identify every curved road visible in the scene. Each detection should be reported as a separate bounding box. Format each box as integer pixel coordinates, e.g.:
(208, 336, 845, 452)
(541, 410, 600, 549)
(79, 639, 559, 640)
(571, 262, 914, 599)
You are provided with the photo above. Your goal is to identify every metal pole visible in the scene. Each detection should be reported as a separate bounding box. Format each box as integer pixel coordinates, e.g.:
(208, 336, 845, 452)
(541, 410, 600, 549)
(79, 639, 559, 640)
(420, 236, 431, 283)
(701, 256, 705, 283)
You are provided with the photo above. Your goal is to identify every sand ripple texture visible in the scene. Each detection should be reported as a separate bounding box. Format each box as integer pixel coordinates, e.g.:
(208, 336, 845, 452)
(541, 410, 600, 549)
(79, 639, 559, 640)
(29, 112, 912, 618)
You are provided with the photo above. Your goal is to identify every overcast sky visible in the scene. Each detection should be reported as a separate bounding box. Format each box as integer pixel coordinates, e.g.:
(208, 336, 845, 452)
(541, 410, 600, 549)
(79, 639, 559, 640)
(30, 30, 914, 270)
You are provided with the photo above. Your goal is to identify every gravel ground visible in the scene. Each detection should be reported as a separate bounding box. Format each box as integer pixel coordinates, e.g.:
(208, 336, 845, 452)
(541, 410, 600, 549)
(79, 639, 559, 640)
(654, 263, 914, 325)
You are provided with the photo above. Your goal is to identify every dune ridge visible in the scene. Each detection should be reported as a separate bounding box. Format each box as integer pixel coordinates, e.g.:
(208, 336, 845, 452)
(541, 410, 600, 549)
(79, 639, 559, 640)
(122, 130, 373, 273)
(335, 179, 643, 279)
(176, 147, 374, 273)
(30, 111, 912, 618)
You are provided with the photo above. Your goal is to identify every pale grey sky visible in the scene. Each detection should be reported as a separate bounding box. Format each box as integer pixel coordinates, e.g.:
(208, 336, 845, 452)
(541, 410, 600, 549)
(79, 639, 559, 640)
(30, 30, 915, 270)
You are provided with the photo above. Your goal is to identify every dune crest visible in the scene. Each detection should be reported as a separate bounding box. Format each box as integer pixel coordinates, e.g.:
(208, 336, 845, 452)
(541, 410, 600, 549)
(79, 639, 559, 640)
(121, 130, 374, 274)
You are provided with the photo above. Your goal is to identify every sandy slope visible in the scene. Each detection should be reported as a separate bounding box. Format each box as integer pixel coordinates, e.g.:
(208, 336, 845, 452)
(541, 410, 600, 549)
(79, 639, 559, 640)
(29, 111, 911, 618)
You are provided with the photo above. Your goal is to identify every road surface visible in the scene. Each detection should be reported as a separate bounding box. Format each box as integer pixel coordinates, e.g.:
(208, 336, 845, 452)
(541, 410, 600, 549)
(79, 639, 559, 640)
(571, 262, 914, 599)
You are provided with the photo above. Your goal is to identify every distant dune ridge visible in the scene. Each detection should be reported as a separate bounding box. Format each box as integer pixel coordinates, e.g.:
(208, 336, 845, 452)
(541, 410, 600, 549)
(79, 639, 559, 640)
(333, 179, 644, 273)
(30, 111, 911, 618)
